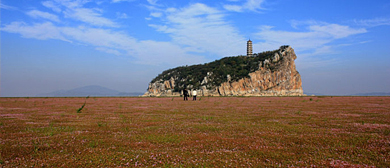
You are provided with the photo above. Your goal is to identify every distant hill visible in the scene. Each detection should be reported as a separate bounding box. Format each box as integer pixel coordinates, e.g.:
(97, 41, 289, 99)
(37, 85, 143, 97)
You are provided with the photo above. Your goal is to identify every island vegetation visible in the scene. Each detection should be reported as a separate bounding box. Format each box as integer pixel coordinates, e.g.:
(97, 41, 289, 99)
(151, 45, 290, 92)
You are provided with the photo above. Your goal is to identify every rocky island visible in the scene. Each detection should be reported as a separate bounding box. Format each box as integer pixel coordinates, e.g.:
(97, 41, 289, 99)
(143, 45, 303, 97)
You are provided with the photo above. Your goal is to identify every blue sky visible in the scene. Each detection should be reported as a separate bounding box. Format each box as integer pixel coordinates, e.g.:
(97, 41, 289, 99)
(1, 0, 390, 96)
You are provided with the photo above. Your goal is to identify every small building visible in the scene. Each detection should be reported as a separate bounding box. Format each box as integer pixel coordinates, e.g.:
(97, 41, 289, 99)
(247, 39, 253, 57)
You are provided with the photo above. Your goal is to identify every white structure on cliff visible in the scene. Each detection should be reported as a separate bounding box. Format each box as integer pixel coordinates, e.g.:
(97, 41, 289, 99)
(247, 39, 253, 56)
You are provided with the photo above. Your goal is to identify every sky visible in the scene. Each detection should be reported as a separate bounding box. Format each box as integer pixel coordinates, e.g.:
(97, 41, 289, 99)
(1, 0, 390, 96)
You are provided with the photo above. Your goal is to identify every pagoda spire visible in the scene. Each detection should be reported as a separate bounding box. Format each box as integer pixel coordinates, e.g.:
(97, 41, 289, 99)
(247, 39, 253, 57)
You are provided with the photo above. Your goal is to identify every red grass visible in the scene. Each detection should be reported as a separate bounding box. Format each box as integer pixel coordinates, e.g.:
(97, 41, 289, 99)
(0, 96, 389, 167)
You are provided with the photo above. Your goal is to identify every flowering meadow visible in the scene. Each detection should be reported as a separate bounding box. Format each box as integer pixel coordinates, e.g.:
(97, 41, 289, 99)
(1, 96, 389, 167)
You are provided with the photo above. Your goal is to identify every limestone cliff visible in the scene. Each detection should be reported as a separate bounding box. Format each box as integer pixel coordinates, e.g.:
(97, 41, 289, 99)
(143, 46, 303, 96)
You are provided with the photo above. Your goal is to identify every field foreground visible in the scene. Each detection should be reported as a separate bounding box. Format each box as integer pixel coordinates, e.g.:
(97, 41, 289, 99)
(1, 96, 389, 167)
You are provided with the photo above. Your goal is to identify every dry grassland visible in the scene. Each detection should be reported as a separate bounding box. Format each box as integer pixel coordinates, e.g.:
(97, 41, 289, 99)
(1, 96, 389, 167)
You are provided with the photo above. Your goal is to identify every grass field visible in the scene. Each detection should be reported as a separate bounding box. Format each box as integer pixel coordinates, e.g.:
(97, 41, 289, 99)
(1, 96, 389, 167)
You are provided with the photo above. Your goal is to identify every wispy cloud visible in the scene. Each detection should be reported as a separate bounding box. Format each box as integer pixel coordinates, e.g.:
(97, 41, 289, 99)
(148, 3, 245, 57)
(223, 0, 266, 12)
(112, 0, 135, 3)
(96, 47, 122, 55)
(42, 0, 119, 27)
(147, 0, 158, 6)
(253, 21, 368, 69)
(0, 0, 376, 68)
(60, 26, 137, 51)
(1, 22, 70, 42)
(42, 1, 61, 13)
(223, 5, 242, 12)
(354, 18, 390, 27)
(26, 10, 61, 22)
(244, 0, 266, 11)
(254, 21, 367, 53)
(309, 24, 367, 39)
(116, 12, 128, 19)
(64, 7, 119, 27)
(150, 12, 162, 18)
(134, 40, 206, 65)
(0, 20, 206, 65)
(0, 3, 17, 10)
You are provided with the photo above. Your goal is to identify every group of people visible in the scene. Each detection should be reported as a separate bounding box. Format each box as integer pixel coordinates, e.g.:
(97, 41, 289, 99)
(183, 89, 197, 101)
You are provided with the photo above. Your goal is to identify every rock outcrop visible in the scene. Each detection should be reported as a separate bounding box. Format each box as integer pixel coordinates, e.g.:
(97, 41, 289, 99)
(143, 46, 303, 97)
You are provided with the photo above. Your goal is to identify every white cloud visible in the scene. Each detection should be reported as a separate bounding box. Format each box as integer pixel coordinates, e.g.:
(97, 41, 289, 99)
(311, 46, 334, 55)
(116, 12, 128, 19)
(59, 27, 206, 65)
(1, 21, 136, 54)
(254, 22, 367, 53)
(354, 18, 390, 27)
(54, 0, 85, 9)
(3, 1, 371, 68)
(252, 21, 368, 69)
(0, 20, 206, 66)
(290, 20, 318, 29)
(166, 8, 176, 13)
(243, 0, 265, 11)
(150, 12, 162, 18)
(63, 7, 119, 27)
(223, 5, 242, 12)
(60, 26, 138, 52)
(134, 40, 206, 65)
(42, 1, 62, 13)
(224, 0, 265, 12)
(42, 0, 119, 27)
(96, 47, 122, 55)
(309, 24, 366, 39)
(0, 3, 17, 10)
(26, 10, 61, 22)
(150, 3, 246, 57)
(1, 22, 70, 42)
(147, 0, 158, 5)
(0, 2, 214, 65)
(112, 0, 135, 3)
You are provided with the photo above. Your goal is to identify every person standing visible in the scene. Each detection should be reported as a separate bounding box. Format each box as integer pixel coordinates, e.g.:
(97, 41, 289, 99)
(183, 89, 188, 101)
(192, 90, 197, 101)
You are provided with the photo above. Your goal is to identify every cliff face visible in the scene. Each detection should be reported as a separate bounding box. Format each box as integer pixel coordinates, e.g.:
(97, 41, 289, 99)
(144, 46, 303, 97)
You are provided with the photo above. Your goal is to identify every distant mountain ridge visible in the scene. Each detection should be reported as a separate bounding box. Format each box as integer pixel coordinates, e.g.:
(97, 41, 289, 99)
(38, 85, 143, 97)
